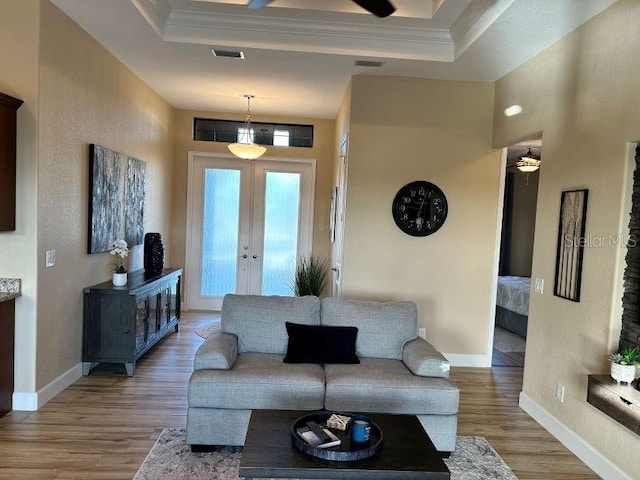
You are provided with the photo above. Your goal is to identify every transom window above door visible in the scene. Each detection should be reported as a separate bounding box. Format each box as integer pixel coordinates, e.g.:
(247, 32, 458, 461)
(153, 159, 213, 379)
(193, 118, 314, 148)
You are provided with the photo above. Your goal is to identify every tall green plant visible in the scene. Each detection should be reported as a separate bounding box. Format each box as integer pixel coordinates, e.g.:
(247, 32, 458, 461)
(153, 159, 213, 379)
(292, 256, 328, 297)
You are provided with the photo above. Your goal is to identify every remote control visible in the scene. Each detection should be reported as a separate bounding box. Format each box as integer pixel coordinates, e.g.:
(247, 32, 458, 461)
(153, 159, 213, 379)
(306, 421, 331, 443)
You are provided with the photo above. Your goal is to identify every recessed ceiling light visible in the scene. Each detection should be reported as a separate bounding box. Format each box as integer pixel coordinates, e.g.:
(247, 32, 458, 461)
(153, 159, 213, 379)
(354, 60, 384, 67)
(211, 49, 245, 59)
(504, 105, 523, 117)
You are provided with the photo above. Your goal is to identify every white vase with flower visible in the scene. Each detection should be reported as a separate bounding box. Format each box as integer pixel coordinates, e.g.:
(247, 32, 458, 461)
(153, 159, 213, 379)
(110, 239, 129, 286)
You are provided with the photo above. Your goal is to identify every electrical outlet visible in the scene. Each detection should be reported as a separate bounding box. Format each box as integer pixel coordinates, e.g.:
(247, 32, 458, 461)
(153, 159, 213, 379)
(418, 328, 426, 339)
(535, 277, 544, 295)
(556, 383, 565, 403)
(45, 250, 56, 268)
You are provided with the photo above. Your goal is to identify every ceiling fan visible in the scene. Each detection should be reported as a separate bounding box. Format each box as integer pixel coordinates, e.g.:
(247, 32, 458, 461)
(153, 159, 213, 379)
(507, 147, 541, 173)
(246, 0, 396, 18)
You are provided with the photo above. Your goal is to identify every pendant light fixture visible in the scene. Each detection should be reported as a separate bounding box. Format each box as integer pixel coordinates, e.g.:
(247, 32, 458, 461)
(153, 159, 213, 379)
(516, 147, 541, 172)
(228, 94, 267, 160)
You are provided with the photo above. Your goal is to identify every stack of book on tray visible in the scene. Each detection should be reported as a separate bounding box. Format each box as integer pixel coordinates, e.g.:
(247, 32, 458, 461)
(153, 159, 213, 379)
(296, 421, 341, 449)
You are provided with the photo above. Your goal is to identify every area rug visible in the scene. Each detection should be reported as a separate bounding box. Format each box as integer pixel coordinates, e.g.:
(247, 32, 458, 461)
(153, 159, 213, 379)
(133, 428, 518, 480)
(493, 326, 526, 353)
(195, 322, 221, 339)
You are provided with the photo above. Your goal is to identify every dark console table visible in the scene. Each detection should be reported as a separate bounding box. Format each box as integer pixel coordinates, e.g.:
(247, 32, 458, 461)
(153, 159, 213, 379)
(82, 268, 182, 376)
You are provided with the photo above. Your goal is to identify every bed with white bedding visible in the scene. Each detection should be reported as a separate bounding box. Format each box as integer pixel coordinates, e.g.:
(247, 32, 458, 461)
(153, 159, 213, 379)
(496, 276, 530, 338)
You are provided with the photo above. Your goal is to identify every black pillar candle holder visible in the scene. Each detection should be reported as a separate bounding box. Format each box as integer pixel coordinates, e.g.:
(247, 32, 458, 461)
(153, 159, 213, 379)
(144, 232, 164, 278)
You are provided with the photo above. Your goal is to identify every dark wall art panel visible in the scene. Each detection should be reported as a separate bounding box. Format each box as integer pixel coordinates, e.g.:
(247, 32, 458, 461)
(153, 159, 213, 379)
(620, 144, 640, 352)
(88, 144, 146, 254)
(553, 189, 588, 302)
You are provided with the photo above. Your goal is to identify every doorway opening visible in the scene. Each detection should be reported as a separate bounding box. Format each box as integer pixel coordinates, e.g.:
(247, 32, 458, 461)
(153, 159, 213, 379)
(492, 139, 541, 367)
(186, 153, 315, 311)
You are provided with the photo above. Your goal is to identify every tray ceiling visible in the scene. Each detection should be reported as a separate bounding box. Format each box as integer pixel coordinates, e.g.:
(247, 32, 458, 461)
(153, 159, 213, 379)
(51, 0, 617, 118)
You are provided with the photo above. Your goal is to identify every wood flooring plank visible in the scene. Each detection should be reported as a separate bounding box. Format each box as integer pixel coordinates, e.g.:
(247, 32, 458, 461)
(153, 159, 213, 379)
(0, 469, 63, 480)
(0, 312, 599, 479)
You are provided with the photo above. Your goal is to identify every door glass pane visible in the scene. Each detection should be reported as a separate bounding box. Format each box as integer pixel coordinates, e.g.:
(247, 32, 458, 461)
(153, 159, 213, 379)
(135, 299, 147, 353)
(262, 172, 301, 296)
(201, 168, 241, 296)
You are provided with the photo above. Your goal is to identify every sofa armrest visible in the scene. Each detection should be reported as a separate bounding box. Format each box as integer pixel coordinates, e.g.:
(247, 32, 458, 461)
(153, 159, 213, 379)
(194, 331, 238, 371)
(402, 337, 450, 378)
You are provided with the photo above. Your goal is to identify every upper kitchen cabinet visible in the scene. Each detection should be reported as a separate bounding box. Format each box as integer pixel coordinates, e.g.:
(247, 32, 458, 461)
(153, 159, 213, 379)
(0, 92, 24, 232)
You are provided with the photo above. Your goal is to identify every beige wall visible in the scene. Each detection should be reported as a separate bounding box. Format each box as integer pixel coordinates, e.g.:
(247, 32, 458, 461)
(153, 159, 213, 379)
(171, 110, 335, 302)
(343, 75, 501, 356)
(493, 0, 639, 475)
(509, 170, 538, 276)
(334, 83, 352, 183)
(35, 1, 175, 389)
(2, 1, 176, 393)
(329, 82, 352, 296)
(0, 0, 40, 393)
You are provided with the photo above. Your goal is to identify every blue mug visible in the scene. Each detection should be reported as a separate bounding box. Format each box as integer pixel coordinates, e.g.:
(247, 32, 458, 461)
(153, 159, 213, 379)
(351, 419, 371, 443)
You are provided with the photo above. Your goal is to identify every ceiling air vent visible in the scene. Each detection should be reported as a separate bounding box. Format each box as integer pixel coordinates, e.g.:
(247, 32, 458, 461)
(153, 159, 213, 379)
(354, 60, 384, 67)
(211, 49, 245, 59)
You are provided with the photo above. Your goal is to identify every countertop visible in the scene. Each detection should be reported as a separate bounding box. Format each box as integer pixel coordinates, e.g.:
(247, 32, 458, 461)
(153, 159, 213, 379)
(0, 278, 21, 302)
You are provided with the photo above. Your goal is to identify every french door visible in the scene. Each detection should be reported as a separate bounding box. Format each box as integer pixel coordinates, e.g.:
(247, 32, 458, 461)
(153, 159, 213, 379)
(187, 153, 315, 310)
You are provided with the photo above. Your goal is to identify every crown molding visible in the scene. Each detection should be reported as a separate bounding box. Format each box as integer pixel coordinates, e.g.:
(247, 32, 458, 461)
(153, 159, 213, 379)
(130, 0, 514, 62)
(164, 9, 454, 61)
(451, 0, 516, 59)
(131, 0, 171, 37)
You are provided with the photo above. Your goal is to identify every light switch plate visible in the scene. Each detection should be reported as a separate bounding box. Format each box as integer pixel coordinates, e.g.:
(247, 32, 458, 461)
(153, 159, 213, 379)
(534, 277, 544, 294)
(418, 328, 426, 339)
(45, 250, 56, 267)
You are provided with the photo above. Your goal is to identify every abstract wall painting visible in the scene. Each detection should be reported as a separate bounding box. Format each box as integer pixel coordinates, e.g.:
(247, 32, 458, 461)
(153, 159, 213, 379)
(554, 189, 588, 302)
(88, 144, 146, 254)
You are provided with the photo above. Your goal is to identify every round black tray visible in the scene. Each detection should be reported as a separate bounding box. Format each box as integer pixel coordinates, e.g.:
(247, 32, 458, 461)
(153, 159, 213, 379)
(291, 412, 383, 462)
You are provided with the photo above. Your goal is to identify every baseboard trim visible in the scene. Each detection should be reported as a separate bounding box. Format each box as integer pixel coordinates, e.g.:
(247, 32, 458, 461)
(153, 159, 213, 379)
(12, 392, 38, 411)
(519, 392, 632, 480)
(443, 353, 491, 368)
(12, 363, 83, 411)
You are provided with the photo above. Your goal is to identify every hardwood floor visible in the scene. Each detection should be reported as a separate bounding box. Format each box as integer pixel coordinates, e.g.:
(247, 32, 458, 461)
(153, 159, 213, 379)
(0, 312, 598, 479)
(492, 348, 526, 367)
(492, 326, 526, 367)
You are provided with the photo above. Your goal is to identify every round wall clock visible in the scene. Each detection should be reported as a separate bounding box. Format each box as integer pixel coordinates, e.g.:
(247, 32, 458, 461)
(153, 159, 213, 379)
(391, 180, 448, 236)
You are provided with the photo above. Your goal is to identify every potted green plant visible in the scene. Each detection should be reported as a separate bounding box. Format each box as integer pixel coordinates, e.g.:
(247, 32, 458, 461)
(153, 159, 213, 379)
(291, 256, 327, 297)
(609, 347, 640, 384)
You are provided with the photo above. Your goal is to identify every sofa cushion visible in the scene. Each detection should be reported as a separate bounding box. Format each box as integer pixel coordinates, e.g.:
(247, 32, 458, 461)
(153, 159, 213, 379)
(221, 294, 320, 354)
(324, 358, 459, 415)
(188, 353, 325, 410)
(320, 298, 417, 360)
(283, 322, 359, 364)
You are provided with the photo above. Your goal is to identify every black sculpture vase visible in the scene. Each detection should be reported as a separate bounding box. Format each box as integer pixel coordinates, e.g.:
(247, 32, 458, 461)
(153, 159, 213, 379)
(144, 232, 164, 278)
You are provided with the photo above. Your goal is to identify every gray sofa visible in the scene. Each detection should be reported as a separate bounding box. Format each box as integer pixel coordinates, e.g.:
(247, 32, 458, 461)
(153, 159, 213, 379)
(186, 294, 460, 452)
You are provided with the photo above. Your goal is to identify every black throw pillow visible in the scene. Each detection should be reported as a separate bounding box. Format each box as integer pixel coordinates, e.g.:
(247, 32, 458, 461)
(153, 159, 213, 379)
(283, 322, 360, 364)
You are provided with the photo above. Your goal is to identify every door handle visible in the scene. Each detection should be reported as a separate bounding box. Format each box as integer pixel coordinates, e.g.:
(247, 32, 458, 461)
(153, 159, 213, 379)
(239, 254, 248, 259)
(252, 255, 260, 259)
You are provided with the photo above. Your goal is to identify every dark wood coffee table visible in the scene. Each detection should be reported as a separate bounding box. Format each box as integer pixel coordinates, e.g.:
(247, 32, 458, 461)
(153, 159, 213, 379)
(239, 410, 450, 479)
